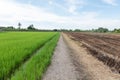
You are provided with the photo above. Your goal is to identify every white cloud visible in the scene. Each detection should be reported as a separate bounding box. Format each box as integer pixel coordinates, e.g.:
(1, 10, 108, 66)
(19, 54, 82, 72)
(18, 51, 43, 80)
(47, 0, 86, 15)
(28, 0, 32, 5)
(68, 5, 77, 15)
(65, 0, 86, 14)
(48, 1, 67, 11)
(0, 0, 120, 30)
(48, 1, 53, 5)
(65, 0, 85, 5)
(0, 0, 66, 27)
(102, 0, 117, 6)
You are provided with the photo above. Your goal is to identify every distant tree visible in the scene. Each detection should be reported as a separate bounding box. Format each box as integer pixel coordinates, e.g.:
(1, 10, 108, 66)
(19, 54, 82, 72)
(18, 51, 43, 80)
(113, 28, 120, 33)
(69, 29, 73, 32)
(60, 29, 69, 32)
(74, 29, 81, 32)
(27, 24, 36, 30)
(18, 22, 21, 30)
(53, 29, 57, 31)
(0, 27, 6, 31)
(95, 27, 109, 33)
(0, 26, 15, 31)
(6, 26, 15, 30)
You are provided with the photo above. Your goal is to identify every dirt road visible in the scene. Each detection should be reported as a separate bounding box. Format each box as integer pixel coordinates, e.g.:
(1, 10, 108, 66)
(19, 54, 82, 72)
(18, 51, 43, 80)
(42, 33, 120, 80)
(42, 35, 79, 80)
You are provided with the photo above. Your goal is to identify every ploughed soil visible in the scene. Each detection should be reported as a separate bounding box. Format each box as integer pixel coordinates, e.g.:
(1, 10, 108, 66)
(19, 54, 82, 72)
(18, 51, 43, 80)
(42, 33, 120, 80)
(66, 32, 120, 57)
(66, 32, 120, 74)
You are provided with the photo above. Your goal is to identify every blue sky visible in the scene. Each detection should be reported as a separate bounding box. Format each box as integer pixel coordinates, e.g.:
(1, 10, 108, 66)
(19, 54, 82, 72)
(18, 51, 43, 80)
(0, 0, 120, 30)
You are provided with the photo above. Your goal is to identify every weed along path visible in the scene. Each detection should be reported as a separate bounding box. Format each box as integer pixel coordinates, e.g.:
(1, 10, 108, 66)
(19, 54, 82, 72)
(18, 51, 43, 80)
(42, 35, 79, 80)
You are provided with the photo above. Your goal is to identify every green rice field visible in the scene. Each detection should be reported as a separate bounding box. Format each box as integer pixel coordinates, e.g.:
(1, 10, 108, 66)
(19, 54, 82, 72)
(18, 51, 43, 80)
(0, 32, 60, 80)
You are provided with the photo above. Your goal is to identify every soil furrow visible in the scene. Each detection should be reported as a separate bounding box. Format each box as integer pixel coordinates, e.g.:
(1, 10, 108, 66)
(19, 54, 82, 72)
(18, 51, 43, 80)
(63, 33, 120, 80)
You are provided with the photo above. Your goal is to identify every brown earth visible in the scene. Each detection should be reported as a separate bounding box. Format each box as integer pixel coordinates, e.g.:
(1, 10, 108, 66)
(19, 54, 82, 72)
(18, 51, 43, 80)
(66, 32, 120, 57)
(65, 32, 120, 74)
(42, 33, 120, 80)
(63, 33, 120, 80)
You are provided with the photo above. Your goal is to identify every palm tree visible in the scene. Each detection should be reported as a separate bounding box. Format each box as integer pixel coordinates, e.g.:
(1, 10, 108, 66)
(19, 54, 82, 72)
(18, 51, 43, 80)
(18, 22, 21, 30)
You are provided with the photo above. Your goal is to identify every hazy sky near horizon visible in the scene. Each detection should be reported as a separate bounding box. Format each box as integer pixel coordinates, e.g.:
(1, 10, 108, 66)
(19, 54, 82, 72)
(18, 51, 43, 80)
(0, 0, 120, 30)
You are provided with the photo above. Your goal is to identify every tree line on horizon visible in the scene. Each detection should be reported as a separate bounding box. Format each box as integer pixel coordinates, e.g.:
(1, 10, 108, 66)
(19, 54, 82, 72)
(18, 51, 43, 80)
(0, 22, 120, 33)
(0, 22, 38, 31)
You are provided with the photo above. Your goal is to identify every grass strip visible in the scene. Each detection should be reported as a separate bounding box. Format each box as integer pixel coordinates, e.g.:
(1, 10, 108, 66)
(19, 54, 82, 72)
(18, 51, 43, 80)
(10, 33, 60, 80)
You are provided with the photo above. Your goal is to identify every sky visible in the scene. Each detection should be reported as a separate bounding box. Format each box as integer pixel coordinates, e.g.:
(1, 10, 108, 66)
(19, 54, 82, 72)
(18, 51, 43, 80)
(0, 0, 120, 30)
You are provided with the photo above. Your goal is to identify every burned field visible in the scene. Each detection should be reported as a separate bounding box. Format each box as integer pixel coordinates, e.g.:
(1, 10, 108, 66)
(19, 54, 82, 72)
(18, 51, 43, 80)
(66, 32, 120, 74)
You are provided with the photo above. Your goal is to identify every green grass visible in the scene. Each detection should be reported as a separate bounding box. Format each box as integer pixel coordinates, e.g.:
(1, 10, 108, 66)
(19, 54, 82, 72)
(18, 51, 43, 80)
(10, 33, 60, 80)
(0, 32, 58, 79)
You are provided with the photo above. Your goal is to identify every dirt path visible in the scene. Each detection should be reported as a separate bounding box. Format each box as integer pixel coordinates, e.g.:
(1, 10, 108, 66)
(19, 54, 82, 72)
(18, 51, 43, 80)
(42, 33, 120, 80)
(42, 35, 79, 80)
